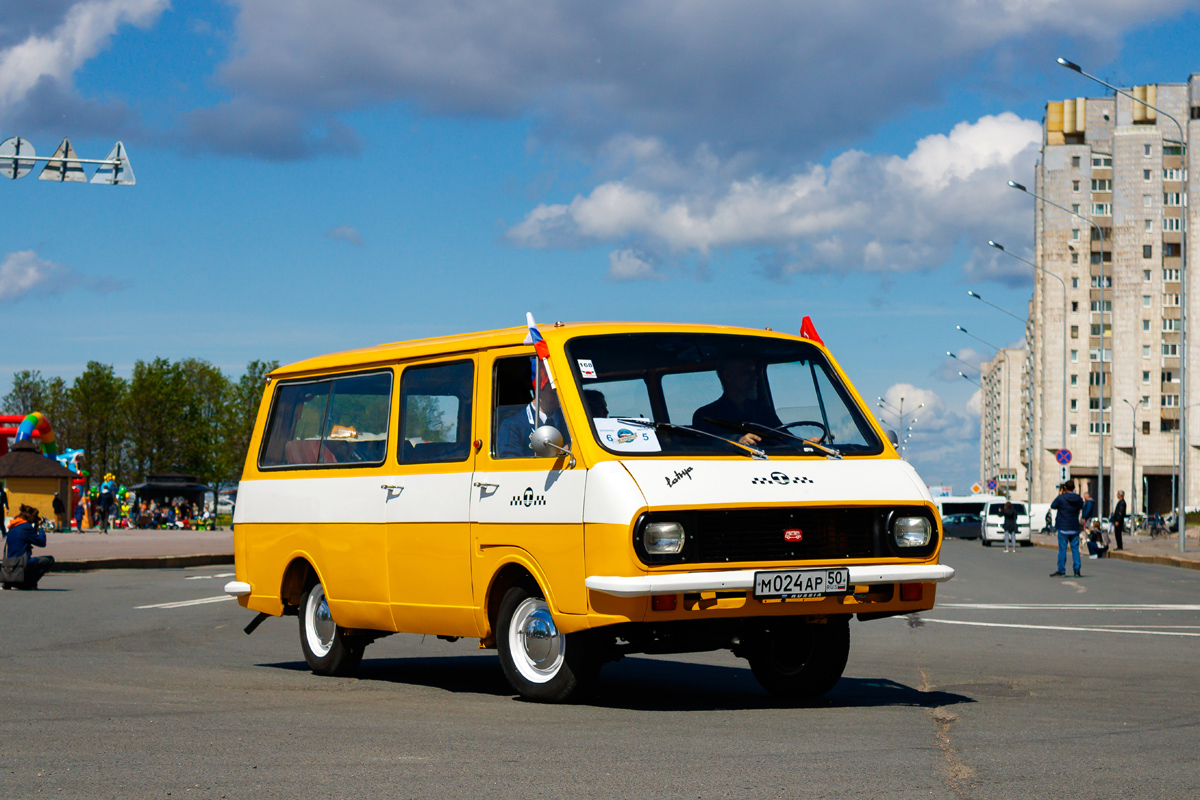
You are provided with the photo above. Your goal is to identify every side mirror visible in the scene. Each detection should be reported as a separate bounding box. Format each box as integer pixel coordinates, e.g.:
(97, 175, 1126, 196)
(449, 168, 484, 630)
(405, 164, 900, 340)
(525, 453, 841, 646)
(530, 425, 575, 466)
(885, 429, 899, 447)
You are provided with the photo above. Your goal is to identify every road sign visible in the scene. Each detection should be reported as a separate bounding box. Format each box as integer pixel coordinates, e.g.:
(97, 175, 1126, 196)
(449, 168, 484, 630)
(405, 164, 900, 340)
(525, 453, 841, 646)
(1055, 449, 1072, 465)
(90, 141, 135, 185)
(1060, 465, 1070, 482)
(0, 137, 35, 179)
(39, 138, 86, 183)
(987, 479, 998, 491)
(971, 482, 983, 494)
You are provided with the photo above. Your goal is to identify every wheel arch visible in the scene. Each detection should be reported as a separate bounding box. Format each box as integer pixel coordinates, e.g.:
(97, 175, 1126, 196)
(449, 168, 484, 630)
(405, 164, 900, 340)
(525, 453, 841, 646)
(482, 556, 552, 647)
(280, 554, 323, 614)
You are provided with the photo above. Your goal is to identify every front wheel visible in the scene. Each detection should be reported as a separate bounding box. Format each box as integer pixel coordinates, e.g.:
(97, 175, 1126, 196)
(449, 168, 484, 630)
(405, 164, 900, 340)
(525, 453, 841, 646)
(747, 618, 850, 699)
(496, 584, 598, 703)
(298, 582, 364, 677)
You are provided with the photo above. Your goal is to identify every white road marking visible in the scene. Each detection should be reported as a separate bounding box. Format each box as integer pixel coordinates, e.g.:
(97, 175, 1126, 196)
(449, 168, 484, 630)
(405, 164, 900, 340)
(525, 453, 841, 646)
(183, 573, 235, 581)
(939, 603, 1200, 611)
(917, 618, 1200, 638)
(136, 595, 235, 610)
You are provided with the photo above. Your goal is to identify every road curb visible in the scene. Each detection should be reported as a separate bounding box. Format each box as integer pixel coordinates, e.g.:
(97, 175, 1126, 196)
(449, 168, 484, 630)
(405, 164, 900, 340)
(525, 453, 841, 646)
(51, 554, 234, 572)
(1030, 538, 1200, 572)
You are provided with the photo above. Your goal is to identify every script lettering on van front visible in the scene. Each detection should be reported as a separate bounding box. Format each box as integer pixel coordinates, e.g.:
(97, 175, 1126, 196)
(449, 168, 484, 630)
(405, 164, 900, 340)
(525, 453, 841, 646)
(664, 467, 694, 488)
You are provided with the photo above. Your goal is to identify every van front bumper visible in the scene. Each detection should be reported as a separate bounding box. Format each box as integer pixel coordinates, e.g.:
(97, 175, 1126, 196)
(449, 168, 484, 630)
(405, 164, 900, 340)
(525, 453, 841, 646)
(584, 564, 955, 598)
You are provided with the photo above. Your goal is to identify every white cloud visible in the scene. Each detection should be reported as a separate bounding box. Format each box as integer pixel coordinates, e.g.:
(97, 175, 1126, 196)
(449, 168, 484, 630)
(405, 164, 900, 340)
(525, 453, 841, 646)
(179, 0, 1190, 159)
(607, 249, 660, 281)
(325, 224, 364, 246)
(0, 250, 65, 301)
(0, 249, 126, 301)
(966, 389, 982, 417)
(510, 114, 1041, 278)
(878, 382, 979, 490)
(0, 0, 167, 112)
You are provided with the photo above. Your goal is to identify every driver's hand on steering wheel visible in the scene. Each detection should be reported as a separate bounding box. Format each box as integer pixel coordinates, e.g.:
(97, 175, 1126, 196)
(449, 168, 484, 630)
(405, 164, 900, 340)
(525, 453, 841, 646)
(738, 433, 762, 446)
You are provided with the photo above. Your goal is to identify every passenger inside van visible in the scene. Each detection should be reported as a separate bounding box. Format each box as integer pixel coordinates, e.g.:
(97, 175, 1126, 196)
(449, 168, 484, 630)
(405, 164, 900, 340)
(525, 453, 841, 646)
(496, 358, 571, 458)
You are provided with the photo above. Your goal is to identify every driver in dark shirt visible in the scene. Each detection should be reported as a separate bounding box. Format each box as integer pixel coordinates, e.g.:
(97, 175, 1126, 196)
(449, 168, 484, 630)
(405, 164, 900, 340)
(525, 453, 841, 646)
(692, 361, 782, 446)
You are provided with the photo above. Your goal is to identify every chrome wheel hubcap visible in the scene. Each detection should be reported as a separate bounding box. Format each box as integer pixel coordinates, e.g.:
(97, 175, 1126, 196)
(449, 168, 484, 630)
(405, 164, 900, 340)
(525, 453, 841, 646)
(305, 584, 336, 658)
(508, 597, 564, 683)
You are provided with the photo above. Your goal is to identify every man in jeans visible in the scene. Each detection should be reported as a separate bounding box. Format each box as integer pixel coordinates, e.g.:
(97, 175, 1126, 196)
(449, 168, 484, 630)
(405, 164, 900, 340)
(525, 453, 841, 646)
(1050, 480, 1085, 578)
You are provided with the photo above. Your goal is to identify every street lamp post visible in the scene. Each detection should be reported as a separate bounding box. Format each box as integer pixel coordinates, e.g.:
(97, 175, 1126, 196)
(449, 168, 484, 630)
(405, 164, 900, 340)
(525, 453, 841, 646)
(989, 240, 1069, 455)
(877, 397, 923, 459)
(1058, 56, 1186, 553)
(1010, 180, 1109, 524)
(1121, 398, 1139, 517)
(959, 326, 1011, 494)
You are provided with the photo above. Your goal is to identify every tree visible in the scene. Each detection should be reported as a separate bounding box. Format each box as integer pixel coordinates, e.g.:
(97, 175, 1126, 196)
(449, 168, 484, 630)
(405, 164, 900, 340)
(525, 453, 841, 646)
(70, 363, 128, 484)
(3, 370, 46, 416)
(177, 358, 231, 489)
(221, 360, 277, 484)
(125, 358, 188, 479)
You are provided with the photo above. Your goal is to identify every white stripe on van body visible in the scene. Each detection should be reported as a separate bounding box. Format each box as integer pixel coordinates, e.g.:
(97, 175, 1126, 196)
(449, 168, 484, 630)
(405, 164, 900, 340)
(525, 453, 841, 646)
(235, 457, 933, 527)
(621, 457, 932, 509)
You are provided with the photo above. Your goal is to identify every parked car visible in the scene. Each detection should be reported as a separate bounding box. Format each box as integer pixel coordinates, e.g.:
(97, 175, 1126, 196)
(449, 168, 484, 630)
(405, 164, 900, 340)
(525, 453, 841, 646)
(941, 512, 982, 539)
(981, 501, 1032, 547)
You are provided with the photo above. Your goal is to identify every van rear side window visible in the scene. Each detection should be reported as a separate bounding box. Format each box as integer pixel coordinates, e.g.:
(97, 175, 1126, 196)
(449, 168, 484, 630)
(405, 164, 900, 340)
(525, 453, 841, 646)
(399, 360, 474, 464)
(259, 371, 392, 468)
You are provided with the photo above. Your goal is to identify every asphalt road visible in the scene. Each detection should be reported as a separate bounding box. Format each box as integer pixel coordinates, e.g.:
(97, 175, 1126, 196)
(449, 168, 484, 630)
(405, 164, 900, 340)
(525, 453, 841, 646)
(2, 539, 1198, 799)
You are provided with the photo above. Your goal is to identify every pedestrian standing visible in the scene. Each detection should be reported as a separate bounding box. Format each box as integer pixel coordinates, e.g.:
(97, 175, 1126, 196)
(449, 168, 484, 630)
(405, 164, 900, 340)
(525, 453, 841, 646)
(1049, 479, 1085, 578)
(0, 482, 8, 535)
(1081, 492, 1095, 527)
(1112, 491, 1127, 551)
(73, 499, 83, 532)
(1001, 501, 1018, 552)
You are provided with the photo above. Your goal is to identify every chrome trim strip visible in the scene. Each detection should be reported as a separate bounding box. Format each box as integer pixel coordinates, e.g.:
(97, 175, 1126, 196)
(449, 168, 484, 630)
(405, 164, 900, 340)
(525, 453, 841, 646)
(584, 564, 955, 597)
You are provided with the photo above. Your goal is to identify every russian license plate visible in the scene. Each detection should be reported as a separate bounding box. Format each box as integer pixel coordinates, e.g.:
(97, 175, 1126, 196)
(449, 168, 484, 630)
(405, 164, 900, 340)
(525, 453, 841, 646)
(753, 568, 850, 600)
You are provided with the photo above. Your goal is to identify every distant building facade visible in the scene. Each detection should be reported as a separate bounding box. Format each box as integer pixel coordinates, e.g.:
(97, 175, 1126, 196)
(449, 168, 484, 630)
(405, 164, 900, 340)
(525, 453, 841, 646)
(1018, 79, 1198, 515)
(979, 347, 1029, 500)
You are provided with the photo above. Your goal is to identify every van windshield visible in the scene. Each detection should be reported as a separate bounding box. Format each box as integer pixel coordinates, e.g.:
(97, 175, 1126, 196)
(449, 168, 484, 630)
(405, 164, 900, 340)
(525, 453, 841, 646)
(565, 332, 883, 457)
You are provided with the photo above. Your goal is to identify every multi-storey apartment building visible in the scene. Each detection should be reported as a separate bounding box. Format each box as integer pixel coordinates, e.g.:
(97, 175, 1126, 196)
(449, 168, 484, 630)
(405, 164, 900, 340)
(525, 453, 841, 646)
(979, 347, 1029, 500)
(1020, 79, 1196, 515)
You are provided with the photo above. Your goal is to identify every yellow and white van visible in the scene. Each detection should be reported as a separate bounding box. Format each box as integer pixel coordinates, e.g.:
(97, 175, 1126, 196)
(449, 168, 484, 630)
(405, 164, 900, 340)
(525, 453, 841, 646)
(226, 319, 953, 702)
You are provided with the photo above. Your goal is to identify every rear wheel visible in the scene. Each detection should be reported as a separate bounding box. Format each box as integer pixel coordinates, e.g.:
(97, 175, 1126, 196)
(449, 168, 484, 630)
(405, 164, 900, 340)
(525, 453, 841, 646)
(496, 583, 598, 703)
(298, 582, 364, 677)
(747, 618, 850, 699)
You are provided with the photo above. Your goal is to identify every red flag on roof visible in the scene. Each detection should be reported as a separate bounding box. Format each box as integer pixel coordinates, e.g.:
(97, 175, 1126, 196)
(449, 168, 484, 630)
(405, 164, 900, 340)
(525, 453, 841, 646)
(799, 316, 824, 345)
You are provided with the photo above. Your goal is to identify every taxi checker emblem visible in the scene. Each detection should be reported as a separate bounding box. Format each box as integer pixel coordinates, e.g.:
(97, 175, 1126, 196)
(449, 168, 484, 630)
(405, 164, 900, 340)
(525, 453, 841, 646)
(511, 487, 547, 507)
(750, 472, 814, 485)
(783, 529, 803, 542)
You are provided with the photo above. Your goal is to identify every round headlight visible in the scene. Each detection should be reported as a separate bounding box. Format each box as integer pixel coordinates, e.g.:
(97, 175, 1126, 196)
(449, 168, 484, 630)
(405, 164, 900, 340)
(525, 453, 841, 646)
(893, 516, 933, 548)
(644, 521, 686, 554)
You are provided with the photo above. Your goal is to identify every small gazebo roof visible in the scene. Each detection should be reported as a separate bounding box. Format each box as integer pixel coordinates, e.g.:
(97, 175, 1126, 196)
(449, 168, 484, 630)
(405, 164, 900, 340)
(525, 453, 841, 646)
(0, 439, 75, 479)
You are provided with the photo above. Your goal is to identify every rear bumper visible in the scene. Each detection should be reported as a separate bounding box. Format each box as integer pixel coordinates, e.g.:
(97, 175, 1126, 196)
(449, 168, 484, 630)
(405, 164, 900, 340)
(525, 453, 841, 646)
(585, 563, 955, 598)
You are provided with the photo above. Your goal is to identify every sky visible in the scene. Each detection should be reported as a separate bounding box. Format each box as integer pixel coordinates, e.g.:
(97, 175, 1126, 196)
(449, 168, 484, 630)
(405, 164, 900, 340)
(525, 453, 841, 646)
(4, 0, 1200, 491)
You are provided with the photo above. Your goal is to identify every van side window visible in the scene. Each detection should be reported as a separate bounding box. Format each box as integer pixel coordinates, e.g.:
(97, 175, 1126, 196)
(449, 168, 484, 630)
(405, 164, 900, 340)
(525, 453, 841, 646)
(320, 372, 393, 464)
(399, 361, 474, 464)
(259, 372, 392, 468)
(492, 356, 570, 458)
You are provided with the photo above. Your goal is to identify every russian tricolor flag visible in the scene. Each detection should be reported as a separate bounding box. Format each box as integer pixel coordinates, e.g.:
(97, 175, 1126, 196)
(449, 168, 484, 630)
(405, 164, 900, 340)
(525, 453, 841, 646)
(523, 312, 555, 389)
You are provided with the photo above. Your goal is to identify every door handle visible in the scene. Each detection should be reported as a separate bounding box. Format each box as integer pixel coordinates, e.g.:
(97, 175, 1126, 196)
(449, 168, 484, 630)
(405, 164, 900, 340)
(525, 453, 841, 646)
(381, 484, 404, 490)
(473, 482, 499, 488)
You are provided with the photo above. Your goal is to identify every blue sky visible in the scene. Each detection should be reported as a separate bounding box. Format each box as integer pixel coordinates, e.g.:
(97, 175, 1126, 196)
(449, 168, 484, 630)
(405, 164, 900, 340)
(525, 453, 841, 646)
(4, 1, 1200, 490)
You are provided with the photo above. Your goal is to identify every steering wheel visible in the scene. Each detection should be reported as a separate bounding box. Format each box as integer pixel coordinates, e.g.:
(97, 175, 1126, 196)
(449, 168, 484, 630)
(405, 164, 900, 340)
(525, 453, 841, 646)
(779, 420, 829, 445)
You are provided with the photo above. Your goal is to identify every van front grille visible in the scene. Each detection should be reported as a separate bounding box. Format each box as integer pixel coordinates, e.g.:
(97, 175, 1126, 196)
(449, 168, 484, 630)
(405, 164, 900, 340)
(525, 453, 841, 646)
(688, 507, 878, 563)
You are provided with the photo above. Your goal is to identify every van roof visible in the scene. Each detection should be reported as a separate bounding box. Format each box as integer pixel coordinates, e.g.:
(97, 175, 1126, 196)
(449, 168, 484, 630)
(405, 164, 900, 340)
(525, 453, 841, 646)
(271, 321, 826, 378)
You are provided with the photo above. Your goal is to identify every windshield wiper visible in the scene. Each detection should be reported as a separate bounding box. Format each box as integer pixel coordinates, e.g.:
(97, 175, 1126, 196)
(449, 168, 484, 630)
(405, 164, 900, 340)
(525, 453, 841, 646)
(612, 418, 767, 459)
(703, 418, 843, 460)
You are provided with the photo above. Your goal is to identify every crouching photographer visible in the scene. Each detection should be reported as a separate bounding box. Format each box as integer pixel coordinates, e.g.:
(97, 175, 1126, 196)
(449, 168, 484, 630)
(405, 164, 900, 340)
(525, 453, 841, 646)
(2, 504, 55, 590)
